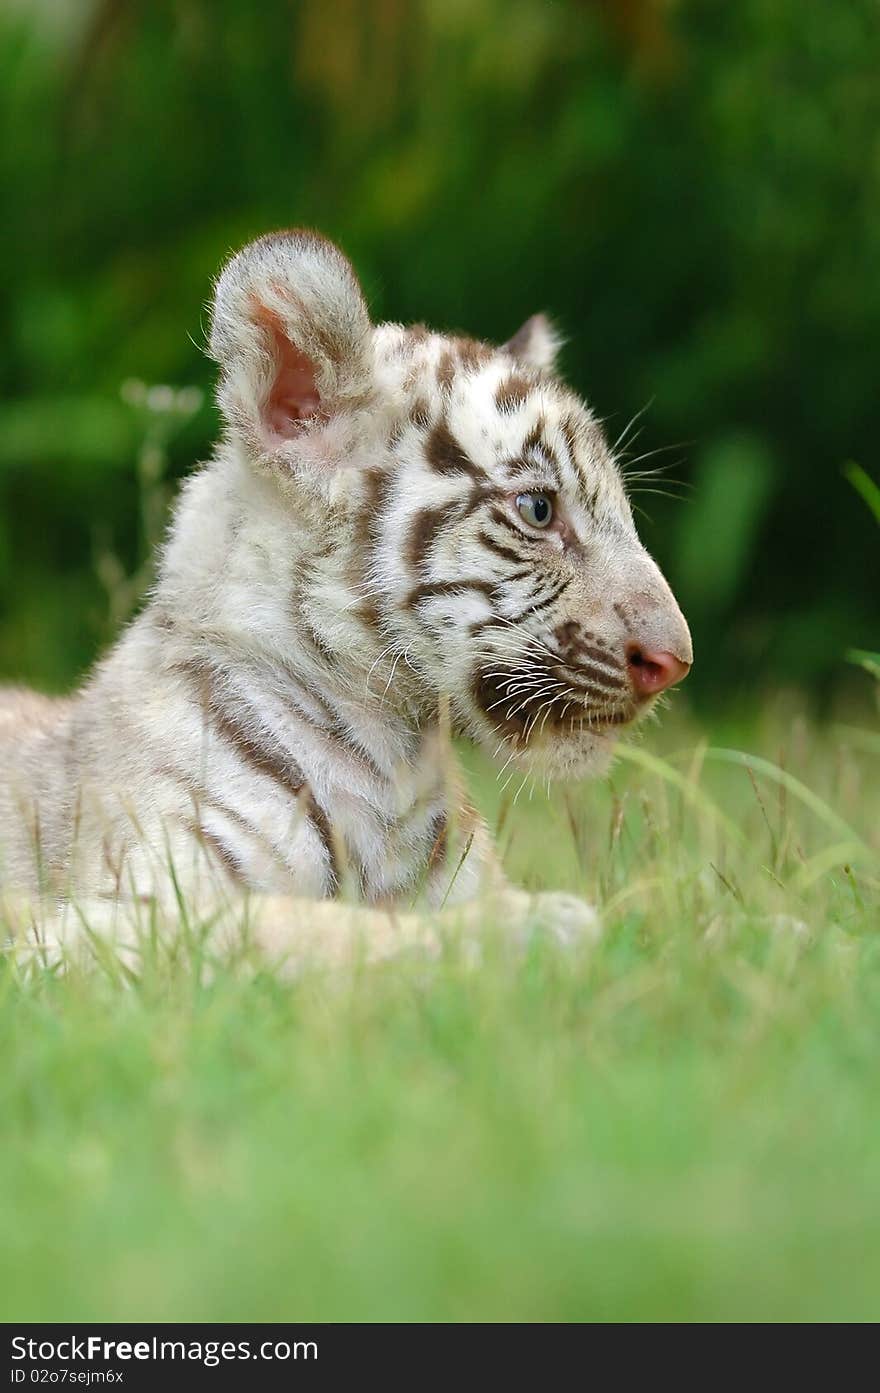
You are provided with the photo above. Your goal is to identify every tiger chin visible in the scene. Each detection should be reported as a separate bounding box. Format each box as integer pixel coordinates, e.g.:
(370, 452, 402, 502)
(0, 229, 691, 974)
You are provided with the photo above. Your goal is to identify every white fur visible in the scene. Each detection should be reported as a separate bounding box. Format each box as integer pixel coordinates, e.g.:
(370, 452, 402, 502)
(0, 231, 691, 969)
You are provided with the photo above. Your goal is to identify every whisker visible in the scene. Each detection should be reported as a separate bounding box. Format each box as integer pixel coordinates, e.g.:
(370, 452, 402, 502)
(609, 397, 655, 456)
(512, 772, 531, 807)
(626, 486, 691, 503)
(618, 440, 691, 471)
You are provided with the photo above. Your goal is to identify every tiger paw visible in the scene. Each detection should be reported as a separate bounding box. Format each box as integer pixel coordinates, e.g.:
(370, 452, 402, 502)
(496, 888, 601, 950)
(527, 890, 601, 947)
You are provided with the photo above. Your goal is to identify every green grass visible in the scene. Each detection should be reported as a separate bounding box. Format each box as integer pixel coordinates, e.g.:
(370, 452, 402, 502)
(3, 700, 879, 1322)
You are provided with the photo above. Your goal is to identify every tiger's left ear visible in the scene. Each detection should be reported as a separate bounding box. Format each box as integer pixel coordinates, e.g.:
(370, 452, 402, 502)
(502, 313, 562, 372)
(208, 229, 373, 459)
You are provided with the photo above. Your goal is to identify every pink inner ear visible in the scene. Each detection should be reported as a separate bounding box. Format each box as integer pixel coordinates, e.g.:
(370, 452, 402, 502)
(267, 350, 321, 436)
(256, 304, 322, 440)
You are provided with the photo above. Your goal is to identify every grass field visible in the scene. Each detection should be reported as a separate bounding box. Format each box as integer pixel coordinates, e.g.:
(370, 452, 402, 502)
(2, 698, 879, 1322)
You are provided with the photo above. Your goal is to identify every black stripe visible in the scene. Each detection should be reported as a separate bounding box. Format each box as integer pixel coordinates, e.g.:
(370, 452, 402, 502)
(477, 530, 524, 565)
(568, 641, 624, 672)
(512, 432, 563, 489)
(407, 578, 495, 609)
(161, 763, 282, 869)
(525, 579, 570, 618)
(352, 597, 385, 633)
(488, 506, 544, 544)
(276, 684, 388, 784)
(304, 790, 339, 894)
(355, 468, 398, 636)
(181, 661, 305, 799)
(563, 663, 626, 692)
(506, 579, 569, 623)
(495, 374, 532, 413)
(425, 421, 485, 480)
(559, 415, 582, 471)
(468, 616, 498, 638)
(363, 467, 395, 549)
(326, 713, 388, 783)
(212, 703, 304, 796)
(425, 812, 448, 874)
(461, 482, 503, 517)
(191, 820, 247, 885)
(436, 351, 457, 390)
(300, 619, 340, 668)
(409, 398, 431, 430)
(407, 500, 461, 573)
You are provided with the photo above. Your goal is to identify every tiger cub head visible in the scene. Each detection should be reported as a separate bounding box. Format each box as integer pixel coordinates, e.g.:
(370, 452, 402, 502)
(208, 230, 692, 779)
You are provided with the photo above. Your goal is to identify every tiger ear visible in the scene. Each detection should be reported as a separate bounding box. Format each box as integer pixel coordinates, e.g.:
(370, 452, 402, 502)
(502, 313, 562, 372)
(208, 229, 373, 455)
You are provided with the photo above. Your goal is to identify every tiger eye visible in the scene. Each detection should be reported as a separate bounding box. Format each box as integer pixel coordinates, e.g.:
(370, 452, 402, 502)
(516, 492, 554, 528)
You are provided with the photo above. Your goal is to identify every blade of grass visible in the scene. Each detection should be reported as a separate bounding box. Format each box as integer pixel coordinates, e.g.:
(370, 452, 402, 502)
(843, 461, 880, 524)
(701, 748, 871, 853)
(789, 841, 874, 892)
(613, 742, 745, 844)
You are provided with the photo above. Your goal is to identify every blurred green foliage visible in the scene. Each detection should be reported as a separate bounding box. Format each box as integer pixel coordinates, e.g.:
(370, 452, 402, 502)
(1, 0, 878, 699)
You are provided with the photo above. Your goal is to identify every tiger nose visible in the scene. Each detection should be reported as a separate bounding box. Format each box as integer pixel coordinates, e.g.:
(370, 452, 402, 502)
(626, 644, 691, 697)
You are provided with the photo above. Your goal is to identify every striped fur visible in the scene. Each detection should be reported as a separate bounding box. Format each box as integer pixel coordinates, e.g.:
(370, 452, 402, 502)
(0, 231, 690, 955)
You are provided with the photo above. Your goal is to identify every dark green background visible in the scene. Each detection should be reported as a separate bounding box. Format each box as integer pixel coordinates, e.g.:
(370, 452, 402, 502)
(2, 0, 878, 702)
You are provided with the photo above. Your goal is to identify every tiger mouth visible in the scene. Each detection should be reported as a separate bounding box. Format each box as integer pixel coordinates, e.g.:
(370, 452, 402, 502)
(472, 665, 638, 744)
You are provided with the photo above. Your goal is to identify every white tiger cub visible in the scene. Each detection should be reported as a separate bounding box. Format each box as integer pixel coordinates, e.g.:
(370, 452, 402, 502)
(0, 230, 692, 971)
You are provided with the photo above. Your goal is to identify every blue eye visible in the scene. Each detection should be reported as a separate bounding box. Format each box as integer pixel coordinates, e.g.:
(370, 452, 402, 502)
(516, 492, 554, 528)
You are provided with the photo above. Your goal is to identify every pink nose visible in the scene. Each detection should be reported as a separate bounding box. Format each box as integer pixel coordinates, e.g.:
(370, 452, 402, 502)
(626, 644, 691, 697)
